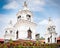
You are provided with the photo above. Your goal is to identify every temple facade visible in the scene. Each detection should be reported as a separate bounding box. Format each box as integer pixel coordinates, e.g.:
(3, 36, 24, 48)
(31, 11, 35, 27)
(45, 18, 57, 43)
(4, 1, 37, 42)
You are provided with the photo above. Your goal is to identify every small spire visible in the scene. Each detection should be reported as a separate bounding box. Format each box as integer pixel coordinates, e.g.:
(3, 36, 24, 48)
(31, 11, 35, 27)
(49, 17, 52, 21)
(24, 1, 27, 7)
(9, 20, 12, 25)
(28, 27, 32, 33)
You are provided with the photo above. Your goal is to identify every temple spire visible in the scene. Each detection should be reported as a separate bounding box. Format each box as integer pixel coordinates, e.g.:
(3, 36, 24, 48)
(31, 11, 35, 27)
(23, 1, 29, 10)
(24, 1, 27, 7)
(49, 17, 52, 21)
(9, 20, 12, 25)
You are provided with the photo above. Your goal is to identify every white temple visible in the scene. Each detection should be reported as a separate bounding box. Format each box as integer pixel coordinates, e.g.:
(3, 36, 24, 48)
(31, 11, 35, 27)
(4, 1, 37, 42)
(4, 1, 57, 43)
(45, 17, 57, 43)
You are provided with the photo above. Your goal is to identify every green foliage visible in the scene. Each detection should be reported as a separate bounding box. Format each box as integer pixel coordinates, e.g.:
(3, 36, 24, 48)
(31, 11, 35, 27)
(18, 45, 20, 48)
(9, 39, 13, 44)
(0, 42, 59, 48)
(13, 46, 15, 48)
(17, 45, 23, 48)
(4, 45, 7, 48)
(18, 45, 23, 48)
(0, 43, 2, 48)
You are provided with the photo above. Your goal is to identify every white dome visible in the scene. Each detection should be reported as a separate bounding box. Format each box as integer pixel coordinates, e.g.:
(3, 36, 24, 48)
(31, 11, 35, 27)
(16, 2, 33, 22)
(16, 10, 32, 17)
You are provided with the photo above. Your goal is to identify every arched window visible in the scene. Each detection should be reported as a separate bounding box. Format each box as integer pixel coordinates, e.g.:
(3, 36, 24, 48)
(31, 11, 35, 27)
(5, 31, 7, 34)
(48, 38, 50, 42)
(48, 28, 51, 31)
(53, 28, 55, 30)
(18, 16, 21, 19)
(27, 28, 32, 39)
(35, 34, 40, 40)
(16, 30, 18, 39)
(26, 14, 31, 21)
(10, 30, 12, 34)
(55, 37, 56, 42)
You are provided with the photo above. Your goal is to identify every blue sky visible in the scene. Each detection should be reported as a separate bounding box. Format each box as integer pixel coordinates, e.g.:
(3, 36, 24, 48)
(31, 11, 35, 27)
(0, 0, 60, 38)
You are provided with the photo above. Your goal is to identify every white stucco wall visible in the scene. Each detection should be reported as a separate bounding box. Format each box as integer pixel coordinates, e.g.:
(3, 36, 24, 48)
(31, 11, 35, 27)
(14, 20, 37, 40)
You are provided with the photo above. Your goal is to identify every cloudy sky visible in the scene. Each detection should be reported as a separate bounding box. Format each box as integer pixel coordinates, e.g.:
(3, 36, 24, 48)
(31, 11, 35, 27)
(0, 0, 60, 38)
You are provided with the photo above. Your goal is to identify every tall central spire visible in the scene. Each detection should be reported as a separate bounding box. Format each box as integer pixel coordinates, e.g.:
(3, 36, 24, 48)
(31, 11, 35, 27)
(24, 1, 27, 7)
(23, 1, 29, 10)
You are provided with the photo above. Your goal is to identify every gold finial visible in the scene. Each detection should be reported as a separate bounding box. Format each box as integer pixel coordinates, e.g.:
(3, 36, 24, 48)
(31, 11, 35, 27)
(24, 1, 27, 7)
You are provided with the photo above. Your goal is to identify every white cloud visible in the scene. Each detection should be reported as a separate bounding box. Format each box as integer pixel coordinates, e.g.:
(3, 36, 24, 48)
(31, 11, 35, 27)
(46, 0, 59, 7)
(3, 1, 19, 9)
(0, 14, 16, 24)
(54, 18, 60, 36)
(39, 19, 48, 25)
(28, 0, 45, 11)
(3, 0, 45, 11)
